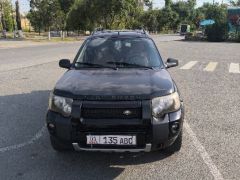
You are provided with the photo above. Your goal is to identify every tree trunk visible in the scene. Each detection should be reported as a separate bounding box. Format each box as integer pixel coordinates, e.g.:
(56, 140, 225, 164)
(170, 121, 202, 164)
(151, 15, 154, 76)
(0, 3, 7, 30)
(15, 0, 22, 31)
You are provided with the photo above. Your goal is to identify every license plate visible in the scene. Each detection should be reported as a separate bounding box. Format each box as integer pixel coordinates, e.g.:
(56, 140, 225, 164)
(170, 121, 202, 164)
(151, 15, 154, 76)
(86, 135, 136, 145)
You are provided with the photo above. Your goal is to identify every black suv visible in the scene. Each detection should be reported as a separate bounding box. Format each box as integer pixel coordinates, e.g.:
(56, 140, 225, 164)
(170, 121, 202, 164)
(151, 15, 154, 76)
(46, 30, 184, 153)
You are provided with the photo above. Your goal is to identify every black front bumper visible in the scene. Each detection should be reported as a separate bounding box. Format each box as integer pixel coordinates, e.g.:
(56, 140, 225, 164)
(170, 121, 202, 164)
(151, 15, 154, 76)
(46, 100, 184, 152)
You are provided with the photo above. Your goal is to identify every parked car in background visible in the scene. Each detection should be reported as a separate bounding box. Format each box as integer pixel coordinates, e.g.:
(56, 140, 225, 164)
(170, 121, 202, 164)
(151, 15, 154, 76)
(180, 24, 190, 35)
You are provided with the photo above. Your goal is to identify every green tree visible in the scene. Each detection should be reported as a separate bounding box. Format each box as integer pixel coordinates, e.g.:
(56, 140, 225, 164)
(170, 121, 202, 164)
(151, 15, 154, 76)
(141, 10, 159, 32)
(170, 0, 197, 30)
(58, 0, 75, 14)
(193, 8, 205, 27)
(203, 4, 228, 41)
(67, 0, 141, 30)
(0, 0, 14, 31)
(230, 0, 240, 6)
(159, 7, 179, 31)
(171, 2, 191, 23)
(165, 0, 172, 8)
(125, 1, 143, 29)
(93, 0, 138, 29)
(66, 0, 95, 31)
(58, 0, 74, 32)
(27, 6, 43, 34)
(28, 0, 64, 33)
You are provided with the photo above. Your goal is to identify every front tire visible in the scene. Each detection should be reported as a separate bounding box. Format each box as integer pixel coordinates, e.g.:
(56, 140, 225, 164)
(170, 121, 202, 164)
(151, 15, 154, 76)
(50, 135, 73, 152)
(164, 131, 182, 154)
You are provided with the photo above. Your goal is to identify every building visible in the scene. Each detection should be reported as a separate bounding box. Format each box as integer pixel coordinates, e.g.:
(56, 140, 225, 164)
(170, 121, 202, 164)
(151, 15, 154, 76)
(21, 15, 32, 31)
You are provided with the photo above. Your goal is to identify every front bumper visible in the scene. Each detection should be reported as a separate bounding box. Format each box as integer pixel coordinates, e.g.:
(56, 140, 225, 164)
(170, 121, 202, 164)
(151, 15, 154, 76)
(46, 103, 184, 152)
(72, 143, 152, 152)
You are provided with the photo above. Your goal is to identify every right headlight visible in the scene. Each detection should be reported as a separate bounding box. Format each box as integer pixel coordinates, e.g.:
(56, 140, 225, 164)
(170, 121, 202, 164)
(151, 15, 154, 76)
(48, 93, 73, 117)
(152, 92, 180, 118)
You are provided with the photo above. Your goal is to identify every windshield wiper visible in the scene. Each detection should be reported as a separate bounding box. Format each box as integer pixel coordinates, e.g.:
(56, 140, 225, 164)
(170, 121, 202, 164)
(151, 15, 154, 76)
(75, 62, 117, 70)
(107, 61, 153, 69)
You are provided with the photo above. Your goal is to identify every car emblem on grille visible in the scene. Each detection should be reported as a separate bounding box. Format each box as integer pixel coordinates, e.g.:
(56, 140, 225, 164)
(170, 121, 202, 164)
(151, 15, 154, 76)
(123, 110, 132, 116)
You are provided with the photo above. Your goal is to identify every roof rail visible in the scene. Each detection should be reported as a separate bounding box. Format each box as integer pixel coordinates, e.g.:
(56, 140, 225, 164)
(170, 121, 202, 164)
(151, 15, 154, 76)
(91, 27, 104, 35)
(134, 27, 147, 34)
(91, 28, 148, 36)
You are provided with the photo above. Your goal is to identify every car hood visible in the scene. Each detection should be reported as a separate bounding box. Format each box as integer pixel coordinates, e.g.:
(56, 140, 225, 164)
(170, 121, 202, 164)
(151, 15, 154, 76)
(54, 69, 175, 100)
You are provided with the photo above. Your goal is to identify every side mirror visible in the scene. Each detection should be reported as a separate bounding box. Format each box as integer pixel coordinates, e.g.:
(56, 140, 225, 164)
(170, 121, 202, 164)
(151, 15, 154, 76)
(166, 58, 179, 68)
(59, 59, 71, 69)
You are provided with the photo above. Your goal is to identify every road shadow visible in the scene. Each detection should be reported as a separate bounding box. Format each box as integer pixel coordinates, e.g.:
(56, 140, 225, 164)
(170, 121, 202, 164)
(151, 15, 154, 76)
(0, 90, 50, 147)
(41, 150, 173, 179)
(0, 90, 173, 179)
(176, 39, 240, 44)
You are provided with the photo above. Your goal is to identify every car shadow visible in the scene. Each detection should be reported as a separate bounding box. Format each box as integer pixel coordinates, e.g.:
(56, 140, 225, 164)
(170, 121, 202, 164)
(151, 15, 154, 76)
(45, 150, 173, 179)
(0, 90, 174, 179)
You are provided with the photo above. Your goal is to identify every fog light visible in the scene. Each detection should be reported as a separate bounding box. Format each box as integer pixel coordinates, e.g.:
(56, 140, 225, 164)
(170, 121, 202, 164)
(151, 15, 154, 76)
(47, 123, 55, 134)
(48, 123, 55, 129)
(171, 122, 180, 134)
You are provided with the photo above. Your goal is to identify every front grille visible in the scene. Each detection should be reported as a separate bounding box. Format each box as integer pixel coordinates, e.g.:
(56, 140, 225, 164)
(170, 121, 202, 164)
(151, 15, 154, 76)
(81, 101, 142, 119)
(72, 100, 151, 148)
(81, 108, 142, 119)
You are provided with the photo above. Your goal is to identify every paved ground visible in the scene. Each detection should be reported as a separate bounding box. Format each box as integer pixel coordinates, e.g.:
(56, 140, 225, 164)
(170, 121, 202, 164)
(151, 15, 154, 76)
(0, 35, 239, 180)
(0, 41, 82, 72)
(0, 37, 87, 50)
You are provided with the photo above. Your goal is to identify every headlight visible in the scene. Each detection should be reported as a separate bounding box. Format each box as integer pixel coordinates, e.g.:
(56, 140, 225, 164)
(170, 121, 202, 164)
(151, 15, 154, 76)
(152, 92, 180, 118)
(49, 94, 73, 117)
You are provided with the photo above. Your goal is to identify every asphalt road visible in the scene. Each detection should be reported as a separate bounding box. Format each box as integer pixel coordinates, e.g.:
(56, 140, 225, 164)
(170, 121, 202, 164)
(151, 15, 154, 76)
(0, 35, 240, 180)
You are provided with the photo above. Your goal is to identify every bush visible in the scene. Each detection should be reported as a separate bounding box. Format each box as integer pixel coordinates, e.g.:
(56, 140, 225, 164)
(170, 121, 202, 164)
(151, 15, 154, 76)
(237, 33, 240, 42)
(228, 32, 240, 42)
(205, 22, 228, 42)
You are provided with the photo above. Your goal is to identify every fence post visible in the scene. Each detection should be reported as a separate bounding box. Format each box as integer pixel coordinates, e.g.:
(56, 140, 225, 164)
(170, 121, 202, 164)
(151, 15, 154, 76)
(48, 27, 51, 40)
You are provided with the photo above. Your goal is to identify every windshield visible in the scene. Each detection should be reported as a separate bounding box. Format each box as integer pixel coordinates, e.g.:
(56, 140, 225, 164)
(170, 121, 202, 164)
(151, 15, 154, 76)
(74, 37, 163, 69)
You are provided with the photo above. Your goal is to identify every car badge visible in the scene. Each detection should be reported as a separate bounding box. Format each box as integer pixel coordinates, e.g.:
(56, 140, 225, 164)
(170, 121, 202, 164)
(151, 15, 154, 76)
(123, 110, 132, 116)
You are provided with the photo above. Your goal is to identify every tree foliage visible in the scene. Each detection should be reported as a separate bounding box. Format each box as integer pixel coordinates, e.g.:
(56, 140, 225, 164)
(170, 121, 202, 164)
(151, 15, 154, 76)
(0, 0, 14, 31)
(25, 0, 230, 42)
(230, 0, 240, 6)
(58, 0, 75, 14)
(27, 0, 65, 33)
(141, 9, 159, 32)
(66, 0, 142, 30)
(160, 7, 179, 31)
(165, 0, 172, 9)
(203, 4, 228, 42)
(66, 0, 95, 31)
(66, 0, 197, 32)
(171, 0, 196, 24)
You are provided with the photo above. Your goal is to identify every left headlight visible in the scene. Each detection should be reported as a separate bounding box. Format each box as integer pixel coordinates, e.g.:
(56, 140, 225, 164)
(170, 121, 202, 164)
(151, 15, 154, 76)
(49, 94, 73, 117)
(152, 92, 180, 118)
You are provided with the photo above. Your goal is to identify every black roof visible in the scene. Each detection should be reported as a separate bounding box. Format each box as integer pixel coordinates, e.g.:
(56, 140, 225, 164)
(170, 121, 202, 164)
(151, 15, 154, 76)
(90, 29, 149, 38)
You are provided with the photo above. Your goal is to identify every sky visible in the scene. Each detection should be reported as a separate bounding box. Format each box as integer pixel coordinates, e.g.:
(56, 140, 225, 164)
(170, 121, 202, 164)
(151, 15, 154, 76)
(14, 0, 230, 13)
